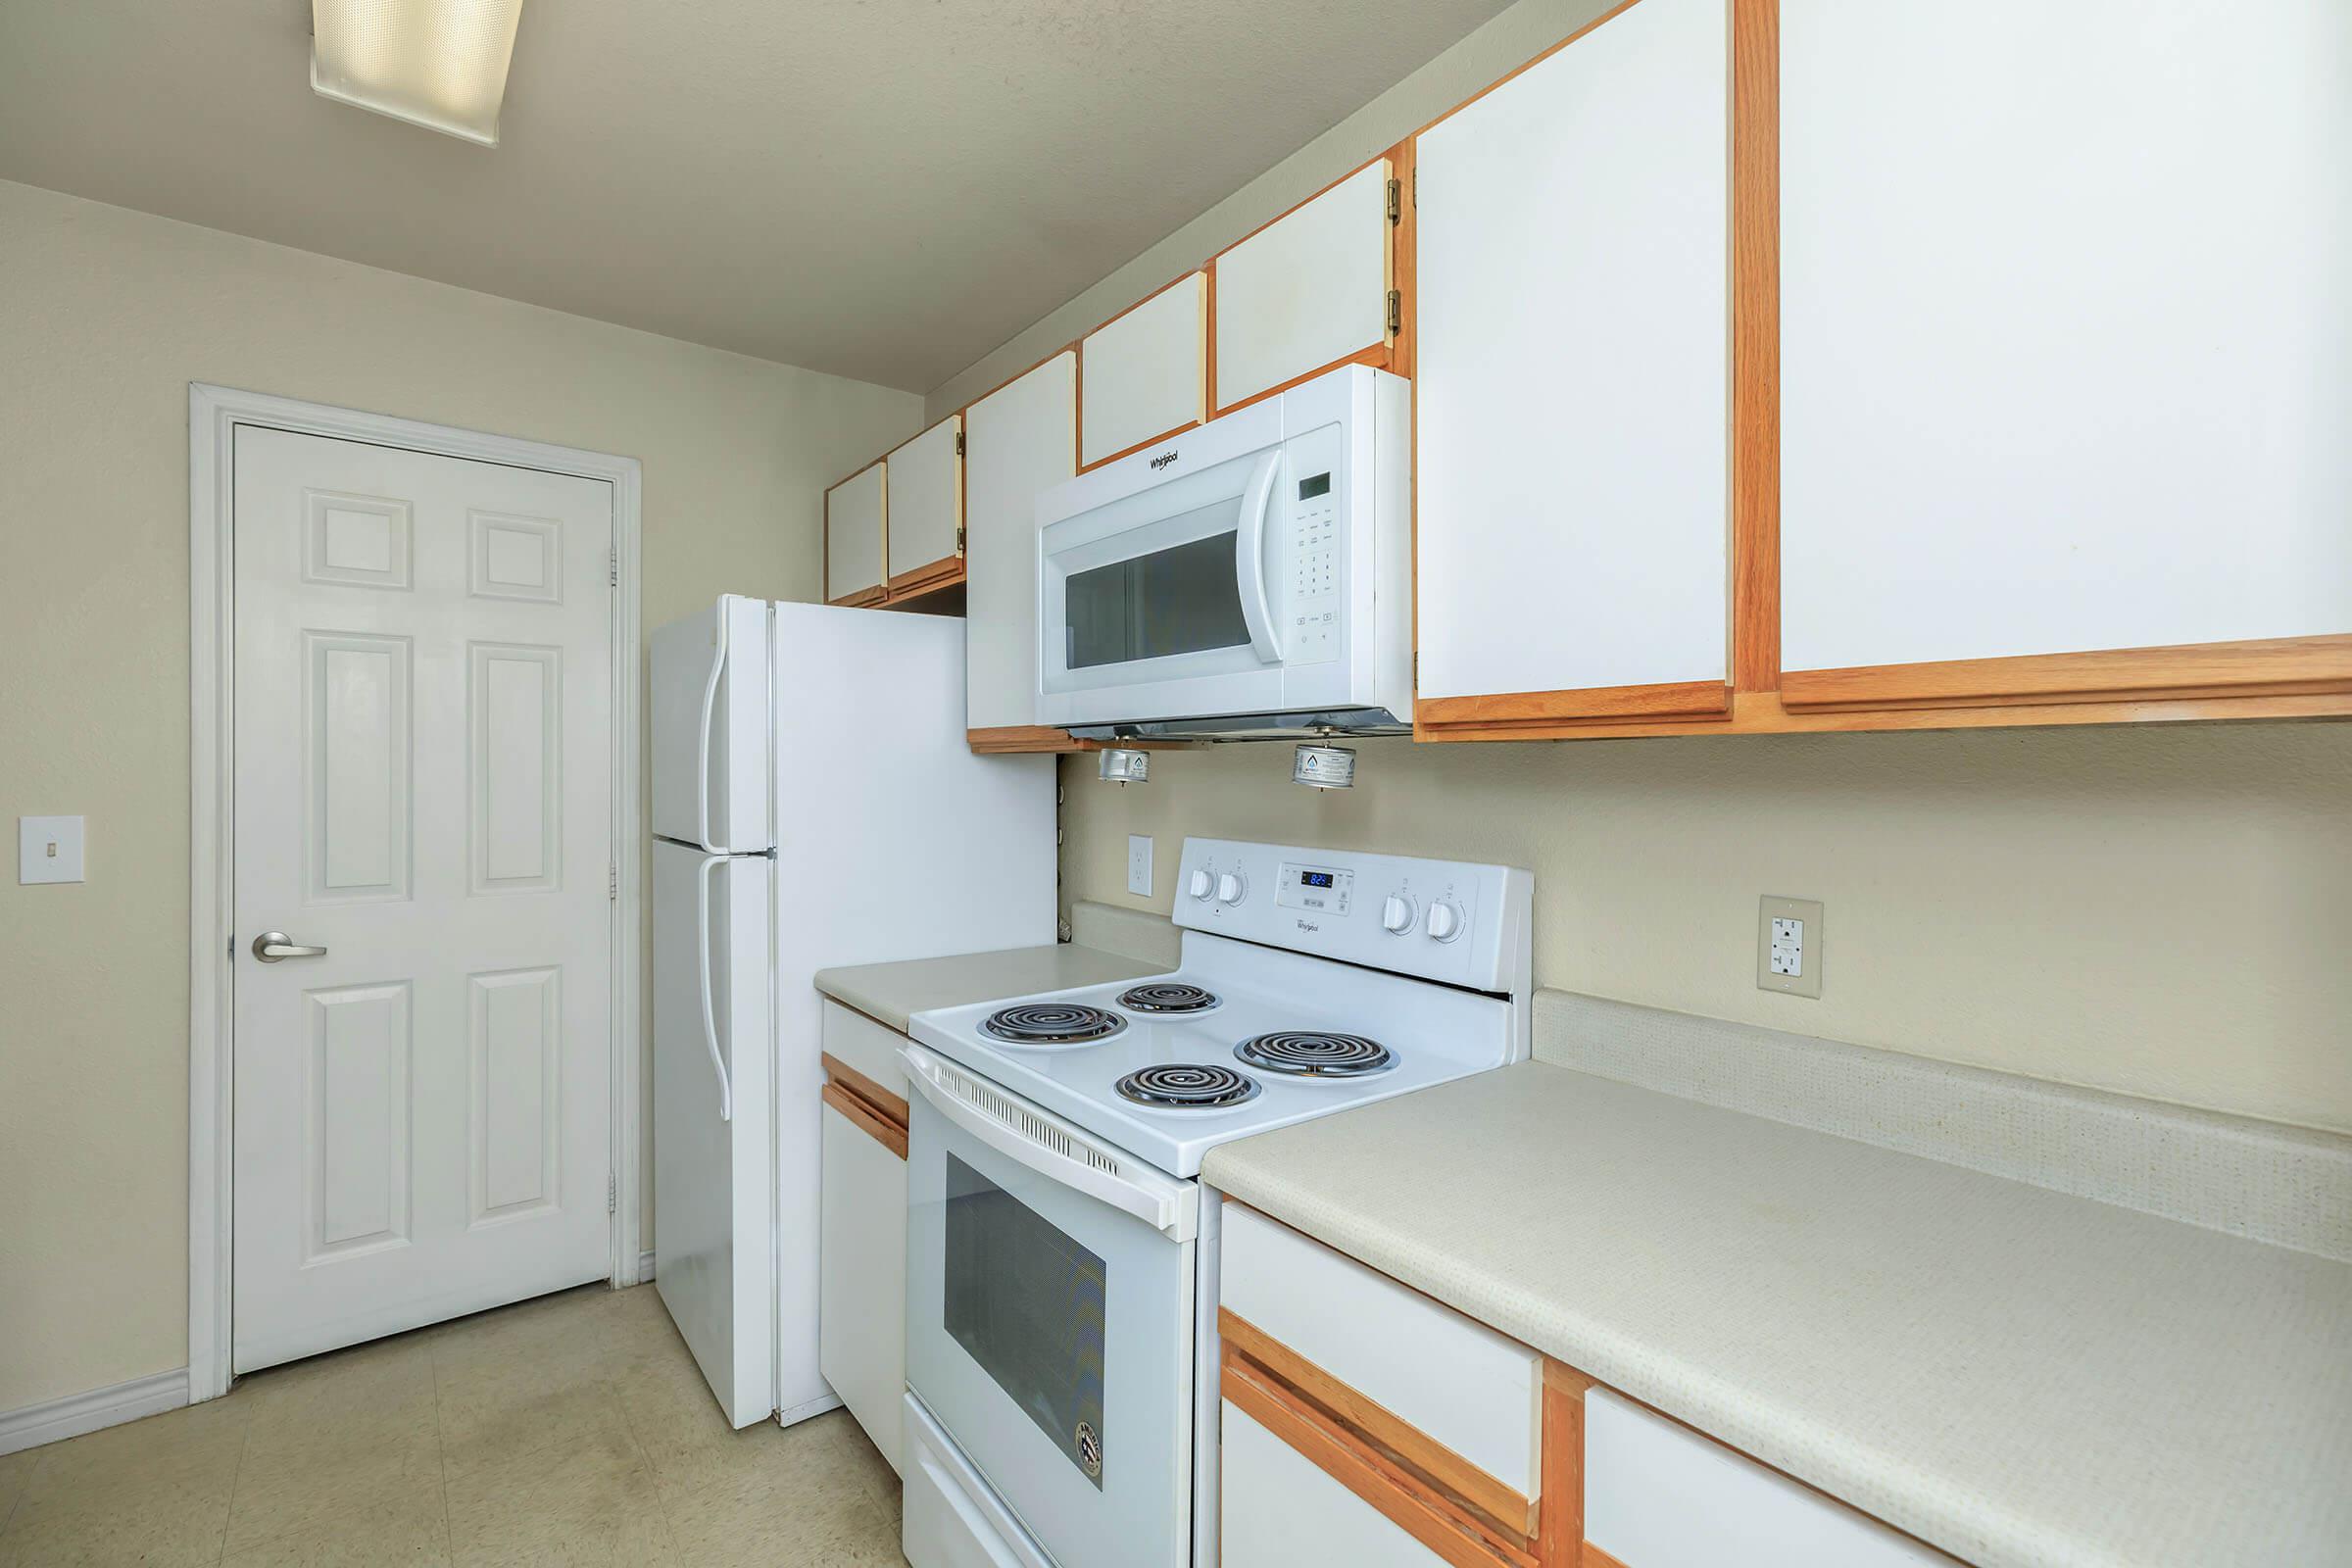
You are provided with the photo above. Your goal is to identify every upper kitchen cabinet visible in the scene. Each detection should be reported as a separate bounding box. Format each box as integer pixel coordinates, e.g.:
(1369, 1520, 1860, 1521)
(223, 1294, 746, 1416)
(1211, 154, 1404, 414)
(1080, 272, 1207, 468)
(964, 351, 1079, 745)
(1779, 0, 2352, 713)
(884, 415, 962, 597)
(824, 462, 886, 607)
(1412, 0, 1736, 740)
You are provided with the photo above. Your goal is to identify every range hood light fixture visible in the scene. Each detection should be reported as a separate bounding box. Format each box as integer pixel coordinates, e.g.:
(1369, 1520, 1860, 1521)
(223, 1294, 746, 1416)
(1098, 748, 1151, 786)
(311, 0, 526, 147)
(1293, 744, 1356, 789)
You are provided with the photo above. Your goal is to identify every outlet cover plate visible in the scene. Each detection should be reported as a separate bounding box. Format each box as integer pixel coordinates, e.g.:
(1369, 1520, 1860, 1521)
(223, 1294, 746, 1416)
(1757, 895, 1823, 998)
(1127, 834, 1154, 898)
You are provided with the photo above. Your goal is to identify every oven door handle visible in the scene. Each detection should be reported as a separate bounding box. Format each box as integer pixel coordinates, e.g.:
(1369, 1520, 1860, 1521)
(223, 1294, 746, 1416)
(1233, 449, 1285, 664)
(903, 1047, 1200, 1243)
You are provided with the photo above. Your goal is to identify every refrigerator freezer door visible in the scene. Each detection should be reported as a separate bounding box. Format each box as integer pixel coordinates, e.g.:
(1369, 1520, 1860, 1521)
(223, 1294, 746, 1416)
(652, 596, 773, 852)
(653, 839, 775, 1427)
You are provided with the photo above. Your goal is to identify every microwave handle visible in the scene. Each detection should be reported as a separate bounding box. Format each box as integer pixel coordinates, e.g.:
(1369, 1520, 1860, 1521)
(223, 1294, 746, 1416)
(1234, 451, 1285, 664)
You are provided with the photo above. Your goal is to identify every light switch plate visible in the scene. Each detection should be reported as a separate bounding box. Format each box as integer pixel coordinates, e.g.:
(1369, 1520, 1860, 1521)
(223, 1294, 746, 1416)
(1127, 834, 1154, 898)
(1756, 895, 1823, 998)
(21, 815, 86, 885)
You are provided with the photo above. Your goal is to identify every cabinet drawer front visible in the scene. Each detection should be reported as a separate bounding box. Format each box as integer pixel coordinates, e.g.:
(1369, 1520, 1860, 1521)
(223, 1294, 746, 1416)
(819, 1102, 908, 1473)
(1219, 1204, 1542, 1504)
(820, 1000, 911, 1103)
(1221, 1398, 1452, 1568)
(1584, 1390, 1948, 1567)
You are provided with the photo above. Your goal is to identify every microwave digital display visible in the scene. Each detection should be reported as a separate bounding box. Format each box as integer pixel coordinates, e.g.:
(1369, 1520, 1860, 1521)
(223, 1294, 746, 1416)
(1298, 472, 1332, 500)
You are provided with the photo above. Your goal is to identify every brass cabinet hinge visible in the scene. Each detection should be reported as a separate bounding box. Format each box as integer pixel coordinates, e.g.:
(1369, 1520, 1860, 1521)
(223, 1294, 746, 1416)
(956, 524, 967, 555)
(955, 429, 965, 457)
(1387, 290, 1402, 335)
(1386, 177, 1401, 225)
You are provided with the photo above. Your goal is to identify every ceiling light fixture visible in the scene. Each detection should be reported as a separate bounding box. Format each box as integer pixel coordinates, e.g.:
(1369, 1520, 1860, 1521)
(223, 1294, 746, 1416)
(311, 0, 525, 147)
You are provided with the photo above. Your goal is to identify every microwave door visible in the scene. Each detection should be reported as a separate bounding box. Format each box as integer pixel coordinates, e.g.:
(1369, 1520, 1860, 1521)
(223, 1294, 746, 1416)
(1230, 450, 1285, 664)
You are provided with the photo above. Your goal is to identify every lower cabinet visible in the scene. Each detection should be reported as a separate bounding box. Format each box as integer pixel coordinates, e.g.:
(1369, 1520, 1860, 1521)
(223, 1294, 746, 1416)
(1216, 1201, 1964, 1568)
(818, 1002, 912, 1475)
(1221, 1398, 1448, 1568)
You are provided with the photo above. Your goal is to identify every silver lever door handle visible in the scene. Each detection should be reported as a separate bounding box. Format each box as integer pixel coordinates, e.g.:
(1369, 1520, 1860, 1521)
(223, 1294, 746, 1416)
(252, 931, 328, 962)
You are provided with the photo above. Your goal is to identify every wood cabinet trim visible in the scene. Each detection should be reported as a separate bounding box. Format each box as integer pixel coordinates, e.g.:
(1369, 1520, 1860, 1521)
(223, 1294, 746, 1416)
(1539, 1359, 1592, 1568)
(819, 1051, 909, 1131)
(1730, 0, 1780, 694)
(1222, 1334, 1539, 1568)
(1220, 1306, 1539, 1541)
(1417, 680, 1734, 735)
(1781, 633, 2352, 711)
(1580, 1546, 1631, 1568)
(826, 585, 887, 610)
(884, 554, 965, 599)
(965, 724, 1090, 754)
(819, 1080, 906, 1159)
(1077, 418, 1204, 475)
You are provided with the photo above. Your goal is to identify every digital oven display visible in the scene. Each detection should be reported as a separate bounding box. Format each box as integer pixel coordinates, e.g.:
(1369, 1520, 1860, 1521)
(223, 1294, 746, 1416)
(1298, 870, 1336, 889)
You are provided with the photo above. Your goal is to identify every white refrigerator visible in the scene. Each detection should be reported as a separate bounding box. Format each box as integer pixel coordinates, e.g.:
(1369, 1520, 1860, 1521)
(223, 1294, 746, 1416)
(651, 596, 1055, 1428)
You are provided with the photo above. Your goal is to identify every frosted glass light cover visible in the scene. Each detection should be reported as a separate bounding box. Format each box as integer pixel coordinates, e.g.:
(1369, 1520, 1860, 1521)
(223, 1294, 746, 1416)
(311, 0, 525, 147)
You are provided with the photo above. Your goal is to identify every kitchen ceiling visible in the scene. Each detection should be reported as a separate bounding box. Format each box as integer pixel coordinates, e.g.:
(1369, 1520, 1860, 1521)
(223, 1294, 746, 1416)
(0, 0, 1514, 392)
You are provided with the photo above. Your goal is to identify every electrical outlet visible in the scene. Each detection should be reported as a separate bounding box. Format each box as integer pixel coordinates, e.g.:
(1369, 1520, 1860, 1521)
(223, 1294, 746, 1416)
(1127, 834, 1154, 898)
(1756, 896, 1823, 998)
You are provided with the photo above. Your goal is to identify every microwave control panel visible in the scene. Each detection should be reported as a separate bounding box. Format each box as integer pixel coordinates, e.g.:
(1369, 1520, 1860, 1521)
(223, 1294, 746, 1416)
(1283, 433, 1344, 664)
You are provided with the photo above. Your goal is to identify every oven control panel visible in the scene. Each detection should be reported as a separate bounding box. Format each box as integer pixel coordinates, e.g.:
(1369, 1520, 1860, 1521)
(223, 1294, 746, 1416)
(1175, 837, 1531, 996)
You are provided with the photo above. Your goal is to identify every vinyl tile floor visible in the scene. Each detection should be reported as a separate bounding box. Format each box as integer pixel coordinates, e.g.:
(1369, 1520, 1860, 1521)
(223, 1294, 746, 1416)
(0, 1283, 906, 1565)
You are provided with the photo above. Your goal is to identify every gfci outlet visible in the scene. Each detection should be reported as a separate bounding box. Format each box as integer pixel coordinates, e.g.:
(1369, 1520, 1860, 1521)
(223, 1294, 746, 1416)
(1127, 834, 1154, 898)
(1756, 896, 1824, 998)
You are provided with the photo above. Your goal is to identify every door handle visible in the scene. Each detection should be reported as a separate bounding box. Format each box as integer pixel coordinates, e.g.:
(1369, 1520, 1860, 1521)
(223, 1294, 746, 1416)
(252, 931, 328, 962)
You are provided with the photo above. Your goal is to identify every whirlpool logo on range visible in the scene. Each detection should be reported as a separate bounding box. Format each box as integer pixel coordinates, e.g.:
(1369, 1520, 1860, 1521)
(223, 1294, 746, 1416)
(1149, 448, 1179, 470)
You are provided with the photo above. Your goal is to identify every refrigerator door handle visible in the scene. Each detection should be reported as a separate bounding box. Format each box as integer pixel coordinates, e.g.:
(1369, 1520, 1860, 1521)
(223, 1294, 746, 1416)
(696, 853, 735, 1122)
(694, 596, 737, 856)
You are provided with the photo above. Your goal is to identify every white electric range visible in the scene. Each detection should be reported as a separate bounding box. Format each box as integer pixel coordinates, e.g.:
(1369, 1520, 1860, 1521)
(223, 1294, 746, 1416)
(897, 837, 1533, 1568)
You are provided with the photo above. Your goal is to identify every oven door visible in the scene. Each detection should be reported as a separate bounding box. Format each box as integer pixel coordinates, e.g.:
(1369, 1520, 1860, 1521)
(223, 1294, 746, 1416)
(1038, 441, 1292, 724)
(904, 1048, 1198, 1568)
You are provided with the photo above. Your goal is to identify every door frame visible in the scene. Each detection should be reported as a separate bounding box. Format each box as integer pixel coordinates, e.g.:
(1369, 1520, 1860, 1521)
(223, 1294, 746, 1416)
(187, 383, 645, 1402)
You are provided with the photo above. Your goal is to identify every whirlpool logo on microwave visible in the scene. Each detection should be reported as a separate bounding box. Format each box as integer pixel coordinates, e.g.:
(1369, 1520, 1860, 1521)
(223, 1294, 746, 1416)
(1149, 448, 1179, 470)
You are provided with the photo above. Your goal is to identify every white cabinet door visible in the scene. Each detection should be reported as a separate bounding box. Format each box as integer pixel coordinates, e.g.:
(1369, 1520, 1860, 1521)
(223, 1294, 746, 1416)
(1214, 161, 1394, 413)
(887, 415, 962, 586)
(1220, 1401, 1447, 1568)
(965, 352, 1077, 731)
(819, 1097, 906, 1475)
(825, 463, 886, 605)
(1080, 272, 1206, 467)
(1415, 0, 1730, 719)
(1585, 1389, 1946, 1567)
(1781, 0, 2352, 693)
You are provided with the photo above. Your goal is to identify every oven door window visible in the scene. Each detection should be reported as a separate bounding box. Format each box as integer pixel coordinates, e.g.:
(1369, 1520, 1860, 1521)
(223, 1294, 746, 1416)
(1062, 502, 1250, 670)
(943, 1152, 1108, 1488)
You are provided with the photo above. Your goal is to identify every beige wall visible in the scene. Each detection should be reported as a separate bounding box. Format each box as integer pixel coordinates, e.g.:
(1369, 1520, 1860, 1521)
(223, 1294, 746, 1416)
(1062, 725, 2352, 1135)
(955, 0, 2352, 1138)
(0, 178, 920, 1412)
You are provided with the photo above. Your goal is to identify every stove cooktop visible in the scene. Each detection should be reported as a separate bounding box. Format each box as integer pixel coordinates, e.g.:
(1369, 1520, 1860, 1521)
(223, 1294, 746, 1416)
(907, 931, 1515, 1178)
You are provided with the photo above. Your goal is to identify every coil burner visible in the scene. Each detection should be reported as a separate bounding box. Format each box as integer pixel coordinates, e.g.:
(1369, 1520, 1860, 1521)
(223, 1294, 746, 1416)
(1114, 1063, 1261, 1109)
(1115, 982, 1222, 1015)
(1234, 1031, 1394, 1078)
(980, 1004, 1126, 1046)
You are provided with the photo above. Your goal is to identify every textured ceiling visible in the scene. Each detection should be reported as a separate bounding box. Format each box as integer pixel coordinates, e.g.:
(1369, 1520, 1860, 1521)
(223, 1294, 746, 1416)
(0, 0, 1514, 391)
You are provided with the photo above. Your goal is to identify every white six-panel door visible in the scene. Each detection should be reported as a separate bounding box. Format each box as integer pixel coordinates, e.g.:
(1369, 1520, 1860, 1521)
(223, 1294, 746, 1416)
(231, 425, 615, 1373)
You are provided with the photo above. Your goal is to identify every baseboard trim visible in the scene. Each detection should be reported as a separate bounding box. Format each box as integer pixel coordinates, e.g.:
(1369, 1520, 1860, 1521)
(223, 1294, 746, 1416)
(0, 1368, 190, 1457)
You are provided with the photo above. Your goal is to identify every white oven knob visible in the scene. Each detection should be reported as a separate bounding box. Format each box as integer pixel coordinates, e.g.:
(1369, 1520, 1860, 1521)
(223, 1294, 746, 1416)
(1380, 894, 1417, 935)
(1427, 900, 1464, 943)
(1215, 872, 1248, 906)
(1188, 868, 1214, 901)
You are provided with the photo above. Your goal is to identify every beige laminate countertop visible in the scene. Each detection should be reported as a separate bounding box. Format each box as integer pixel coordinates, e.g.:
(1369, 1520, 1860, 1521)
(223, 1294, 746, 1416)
(1200, 1061, 2352, 1568)
(813, 943, 1170, 1034)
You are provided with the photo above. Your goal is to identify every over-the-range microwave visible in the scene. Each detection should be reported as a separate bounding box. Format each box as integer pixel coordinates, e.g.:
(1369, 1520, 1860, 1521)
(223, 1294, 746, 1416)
(1035, 364, 1411, 739)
